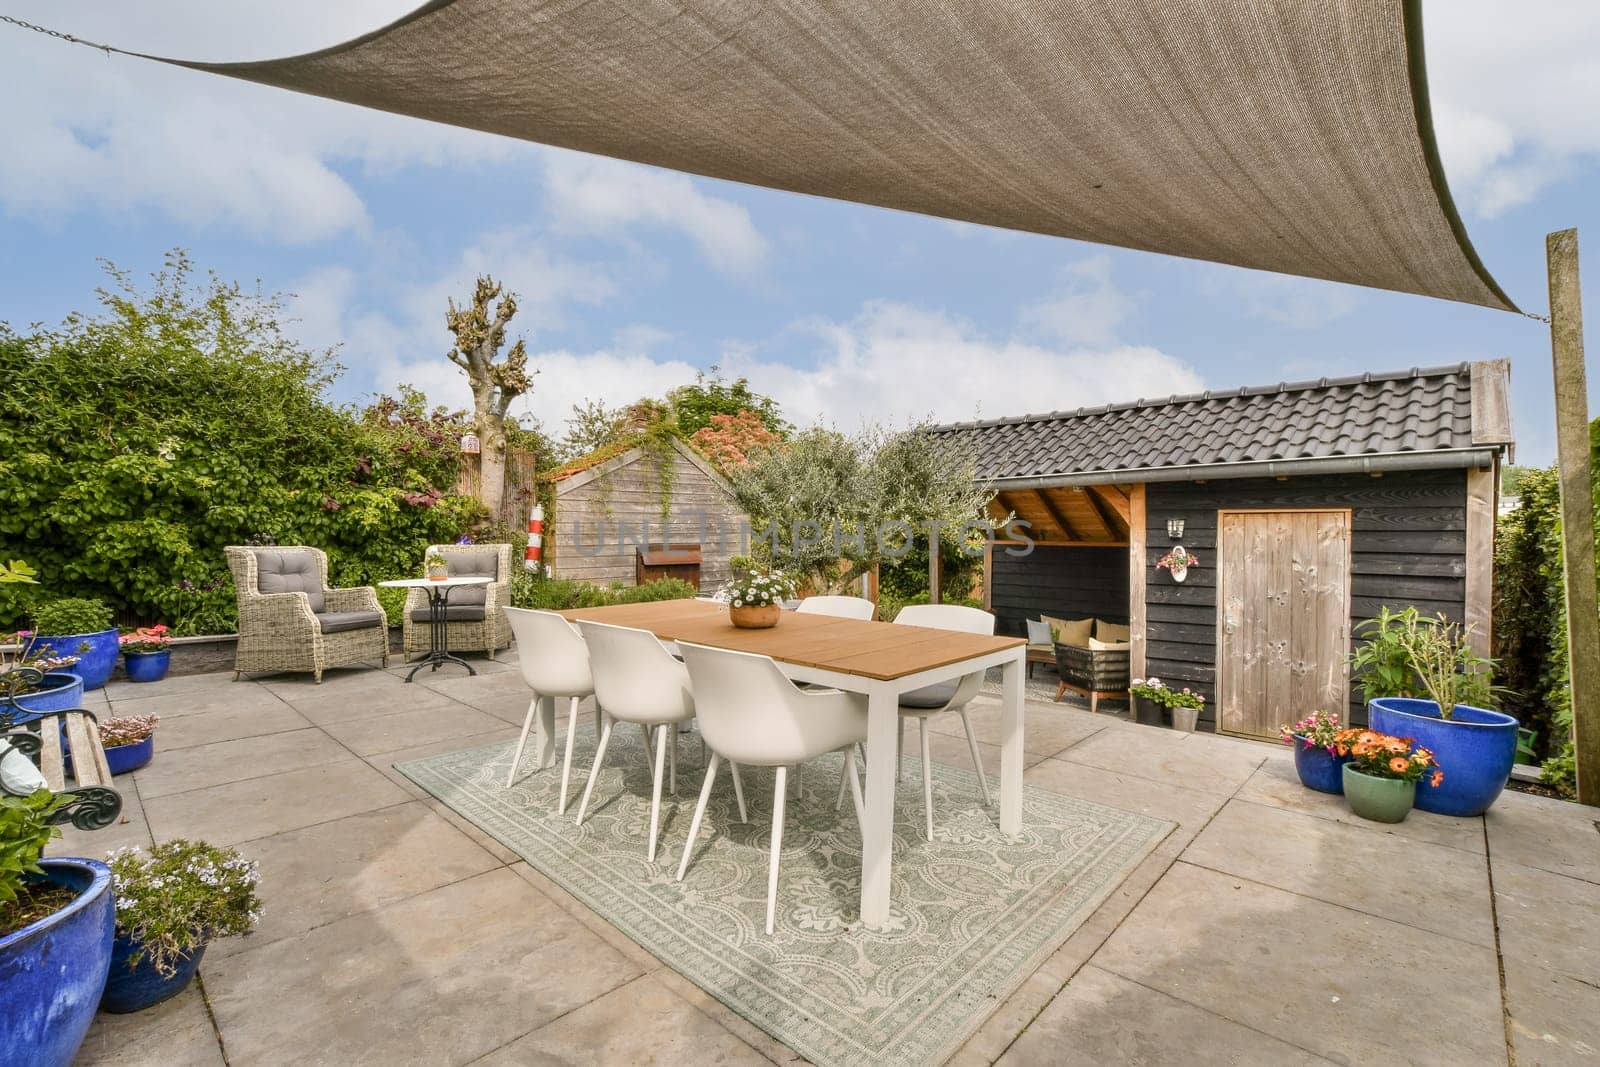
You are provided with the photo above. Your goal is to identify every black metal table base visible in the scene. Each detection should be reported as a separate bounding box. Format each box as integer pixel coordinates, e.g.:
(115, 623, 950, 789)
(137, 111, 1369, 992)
(404, 584, 479, 682)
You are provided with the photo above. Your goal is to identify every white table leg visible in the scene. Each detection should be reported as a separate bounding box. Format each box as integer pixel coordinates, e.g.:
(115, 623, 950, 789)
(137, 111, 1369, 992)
(532, 694, 558, 769)
(860, 682, 898, 929)
(999, 651, 1025, 836)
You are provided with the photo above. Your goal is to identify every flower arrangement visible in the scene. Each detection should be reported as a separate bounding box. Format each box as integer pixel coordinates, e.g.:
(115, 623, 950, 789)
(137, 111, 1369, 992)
(106, 840, 262, 978)
(424, 550, 448, 580)
(1155, 547, 1198, 573)
(99, 715, 159, 750)
(719, 569, 796, 608)
(1279, 709, 1343, 753)
(1129, 677, 1206, 710)
(119, 626, 171, 655)
(1333, 729, 1443, 787)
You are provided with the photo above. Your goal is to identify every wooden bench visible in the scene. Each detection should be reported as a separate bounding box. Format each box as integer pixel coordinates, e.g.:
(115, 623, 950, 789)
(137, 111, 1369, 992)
(1, 696, 123, 831)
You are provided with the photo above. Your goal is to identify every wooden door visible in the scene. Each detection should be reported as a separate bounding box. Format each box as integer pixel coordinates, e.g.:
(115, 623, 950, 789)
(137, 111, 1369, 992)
(1216, 510, 1351, 740)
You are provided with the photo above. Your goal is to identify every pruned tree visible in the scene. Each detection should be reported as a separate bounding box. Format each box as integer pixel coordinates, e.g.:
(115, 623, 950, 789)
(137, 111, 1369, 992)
(446, 275, 532, 520)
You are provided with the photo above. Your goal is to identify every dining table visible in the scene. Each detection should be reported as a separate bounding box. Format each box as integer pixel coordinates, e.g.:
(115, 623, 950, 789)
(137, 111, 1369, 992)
(546, 598, 1028, 929)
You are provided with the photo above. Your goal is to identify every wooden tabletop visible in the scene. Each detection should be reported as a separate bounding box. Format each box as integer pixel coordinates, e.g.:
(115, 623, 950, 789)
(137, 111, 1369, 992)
(559, 599, 1024, 681)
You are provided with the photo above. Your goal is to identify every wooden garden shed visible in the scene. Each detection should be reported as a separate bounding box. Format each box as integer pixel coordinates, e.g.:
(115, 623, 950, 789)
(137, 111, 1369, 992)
(547, 436, 747, 592)
(932, 361, 1514, 737)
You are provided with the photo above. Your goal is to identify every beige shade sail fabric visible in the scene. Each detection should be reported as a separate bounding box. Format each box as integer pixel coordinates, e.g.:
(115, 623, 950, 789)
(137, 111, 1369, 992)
(165, 0, 1515, 311)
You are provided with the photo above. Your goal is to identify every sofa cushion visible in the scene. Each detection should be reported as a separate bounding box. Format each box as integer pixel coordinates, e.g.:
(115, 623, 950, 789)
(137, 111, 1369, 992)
(1088, 637, 1132, 651)
(0, 739, 46, 795)
(899, 679, 960, 709)
(409, 605, 488, 623)
(253, 549, 326, 613)
(1025, 619, 1053, 647)
(442, 551, 498, 607)
(313, 610, 384, 634)
(1041, 615, 1092, 646)
(1095, 619, 1131, 643)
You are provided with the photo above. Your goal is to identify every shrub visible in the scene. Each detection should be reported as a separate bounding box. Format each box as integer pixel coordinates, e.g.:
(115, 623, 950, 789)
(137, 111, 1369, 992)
(0, 253, 478, 634)
(509, 574, 696, 611)
(107, 840, 262, 978)
(1351, 606, 1497, 717)
(31, 597, 113, 635)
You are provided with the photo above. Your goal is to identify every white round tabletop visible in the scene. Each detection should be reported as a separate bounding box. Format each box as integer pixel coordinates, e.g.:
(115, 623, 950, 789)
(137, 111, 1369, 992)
(378, 577, 493, 589)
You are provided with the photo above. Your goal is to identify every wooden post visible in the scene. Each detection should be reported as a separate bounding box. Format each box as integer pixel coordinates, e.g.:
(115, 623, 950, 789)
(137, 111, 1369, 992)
(1128, 484, 1148, 681)
(928, 537, 942, 604)
(1547, 228, 1600, 806)
(1464, 464, 1496, 660)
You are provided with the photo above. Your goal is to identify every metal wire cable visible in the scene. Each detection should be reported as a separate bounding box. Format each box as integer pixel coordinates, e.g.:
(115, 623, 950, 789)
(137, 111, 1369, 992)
(0, 13, 128, 56)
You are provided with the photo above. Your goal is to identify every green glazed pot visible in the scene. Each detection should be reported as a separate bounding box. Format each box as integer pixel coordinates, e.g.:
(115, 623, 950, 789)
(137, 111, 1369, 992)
(1342, 764, 1416, 824)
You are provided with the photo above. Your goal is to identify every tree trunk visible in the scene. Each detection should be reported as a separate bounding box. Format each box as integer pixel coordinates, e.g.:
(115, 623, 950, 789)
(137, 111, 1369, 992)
(480, 422, 508, 523)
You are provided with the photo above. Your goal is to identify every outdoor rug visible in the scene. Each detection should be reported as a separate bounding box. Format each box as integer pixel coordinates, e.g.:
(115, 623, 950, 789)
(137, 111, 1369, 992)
(397, 728, 1172, 1066)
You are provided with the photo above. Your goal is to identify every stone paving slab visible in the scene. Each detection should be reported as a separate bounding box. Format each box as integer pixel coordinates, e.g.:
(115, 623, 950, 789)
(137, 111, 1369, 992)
(43, 666, 1600, 1065)
(1092, 862, 1508, 1064)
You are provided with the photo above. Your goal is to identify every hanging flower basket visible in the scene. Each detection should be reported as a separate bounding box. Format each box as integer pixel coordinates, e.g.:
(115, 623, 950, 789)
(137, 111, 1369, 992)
(1155, 546, 1198, 583)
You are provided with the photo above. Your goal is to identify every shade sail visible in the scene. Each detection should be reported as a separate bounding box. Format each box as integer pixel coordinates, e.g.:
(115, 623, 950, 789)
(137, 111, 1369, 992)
(170, 0, 1516, 311)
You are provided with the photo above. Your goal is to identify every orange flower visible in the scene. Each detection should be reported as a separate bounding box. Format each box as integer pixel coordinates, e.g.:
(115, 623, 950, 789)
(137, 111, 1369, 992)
(1430, 770, 1444, 788)
(1384, 738, 1409, 755)
(1388, 756, 1410, 775)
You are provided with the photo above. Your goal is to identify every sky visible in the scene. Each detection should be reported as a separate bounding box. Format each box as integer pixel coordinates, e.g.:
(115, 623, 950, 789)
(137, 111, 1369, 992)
(1, 2, 1597, 464)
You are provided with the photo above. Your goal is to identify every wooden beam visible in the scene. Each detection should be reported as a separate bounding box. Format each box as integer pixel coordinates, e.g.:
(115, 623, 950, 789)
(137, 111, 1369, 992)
(1549, 229, 1600, 806)
(1032, 488, 1082, 541)
(982, 539, 993, 611)
(1128, 483, 1148, 681)
(1464, 465, 1496, 660)
(1083, 485, 1126, 539)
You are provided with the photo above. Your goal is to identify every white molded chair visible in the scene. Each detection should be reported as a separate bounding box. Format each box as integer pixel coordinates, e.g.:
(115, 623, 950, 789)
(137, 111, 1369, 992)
(795, 595, 876, 620)
(837, 603, 995, 839)
(504, 608, 596, 814)
(677, 643, 868, 935)
(576, 621, 723, 863)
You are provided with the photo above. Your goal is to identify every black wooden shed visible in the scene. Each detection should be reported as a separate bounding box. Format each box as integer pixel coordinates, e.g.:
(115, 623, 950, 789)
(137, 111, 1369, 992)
(931, 361, 1514, 737)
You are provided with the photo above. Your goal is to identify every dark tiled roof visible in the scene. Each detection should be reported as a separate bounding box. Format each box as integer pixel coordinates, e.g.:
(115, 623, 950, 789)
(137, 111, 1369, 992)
(931, 364, 1483, 481)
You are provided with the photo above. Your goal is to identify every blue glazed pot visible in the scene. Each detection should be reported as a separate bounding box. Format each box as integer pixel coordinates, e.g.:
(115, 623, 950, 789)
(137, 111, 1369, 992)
(0, 858, 115, 1067)
(1368, 697, 1519, 817)
(0, 672, 84, 726)
(106, 735, 155, 775)
(1291, 739, 1351, 794)
(100, 933, 206, 1014)
(34, 629, 119, 690)
(123, 650, 171, 684)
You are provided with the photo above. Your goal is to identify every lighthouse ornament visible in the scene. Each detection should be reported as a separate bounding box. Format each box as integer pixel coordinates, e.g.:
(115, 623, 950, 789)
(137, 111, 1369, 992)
(524, 503, 544, 571)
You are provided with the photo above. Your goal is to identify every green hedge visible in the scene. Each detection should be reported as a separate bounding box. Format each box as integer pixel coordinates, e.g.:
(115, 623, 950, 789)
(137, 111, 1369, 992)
(0, 254, 477, 633)
(509, 574, 697, 612)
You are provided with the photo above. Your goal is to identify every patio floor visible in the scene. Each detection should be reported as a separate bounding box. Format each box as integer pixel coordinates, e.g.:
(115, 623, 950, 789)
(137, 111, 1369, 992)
(50, 657, 1600, 1066)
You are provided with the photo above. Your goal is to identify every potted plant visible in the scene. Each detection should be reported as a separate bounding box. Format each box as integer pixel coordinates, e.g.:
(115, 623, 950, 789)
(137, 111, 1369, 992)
(1128, 677, 1170, 726)
(0, 789, 116, 1067)
(1155, 546, 1198, 584)
(1334, 728, 1443, 823)
(2, 645, 85, 727)
(31, 597, 118, 691)
(119, 625, 172, 683)
(1354, 607, 1516, 817)
(424, 550, 449, 581)
(98, 716, 160, 776)
(101, 839, 261, 1013)
(1166, 686, 1205, 732)
(720, 569, 796, 629)
(1279, 710, 1350, 793)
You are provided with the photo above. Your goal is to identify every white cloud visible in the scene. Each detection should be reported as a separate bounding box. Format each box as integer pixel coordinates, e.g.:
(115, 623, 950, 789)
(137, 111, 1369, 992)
(0, 2, 514, 241)
(542, 151, 769, 275)
(1426, 2, 1600, 217)
(1020, 255, 1133, 346)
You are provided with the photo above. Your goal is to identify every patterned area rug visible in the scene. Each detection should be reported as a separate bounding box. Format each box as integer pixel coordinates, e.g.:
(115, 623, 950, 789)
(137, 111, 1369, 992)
(397, 730, 1171, 1066)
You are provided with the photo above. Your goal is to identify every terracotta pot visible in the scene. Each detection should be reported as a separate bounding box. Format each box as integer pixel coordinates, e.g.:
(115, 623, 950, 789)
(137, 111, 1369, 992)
(729, 604, 780, 629)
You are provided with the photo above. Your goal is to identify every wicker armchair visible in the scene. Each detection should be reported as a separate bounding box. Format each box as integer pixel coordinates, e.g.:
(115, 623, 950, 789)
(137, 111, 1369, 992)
(225, 546, 389, 683)
(1052, 642, 1131, 714)
(401, 544, 514, 661)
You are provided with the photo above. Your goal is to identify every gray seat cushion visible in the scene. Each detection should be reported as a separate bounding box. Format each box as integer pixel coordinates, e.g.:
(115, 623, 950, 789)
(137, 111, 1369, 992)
(313, 610, 384, 634)
(442, 552, 498, 608)
(253, 549, 326, 613)
(899, 679, 960, 709)
(409, 605, 488, 623)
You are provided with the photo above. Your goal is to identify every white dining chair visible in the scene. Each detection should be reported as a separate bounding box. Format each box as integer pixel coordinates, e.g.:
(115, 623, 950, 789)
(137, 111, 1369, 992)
(576, 621, 739, 863)
(504, 607, 596, 814)
(677, 642, 868, 935)
(794, 595, 876, 620)
(836, 603, 995, 839)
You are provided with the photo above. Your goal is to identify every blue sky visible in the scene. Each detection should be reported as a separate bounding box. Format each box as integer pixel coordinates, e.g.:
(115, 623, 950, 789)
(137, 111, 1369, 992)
(2, 2, 1597, 463)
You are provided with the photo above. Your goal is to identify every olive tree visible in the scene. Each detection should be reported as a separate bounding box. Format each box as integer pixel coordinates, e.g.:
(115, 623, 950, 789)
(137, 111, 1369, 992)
(727, 423, 993, 594)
